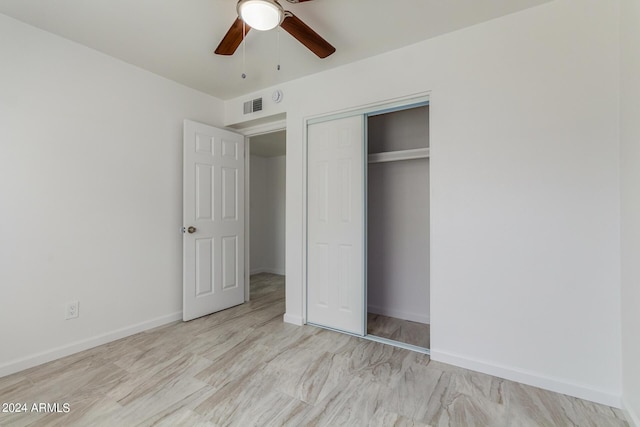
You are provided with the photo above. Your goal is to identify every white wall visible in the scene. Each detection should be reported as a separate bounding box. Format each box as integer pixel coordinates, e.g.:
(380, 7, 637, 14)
(250, 155, 268, 273)
(620, 0, 640, 424)
(267, 156, 286, 273)
(0, 14, 224, 375)
(225, 0, 622, 407)
(249, 154, 286, 275)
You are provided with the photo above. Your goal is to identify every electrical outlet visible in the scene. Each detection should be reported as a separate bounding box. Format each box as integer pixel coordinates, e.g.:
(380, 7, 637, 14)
(65, 301, 79, 320)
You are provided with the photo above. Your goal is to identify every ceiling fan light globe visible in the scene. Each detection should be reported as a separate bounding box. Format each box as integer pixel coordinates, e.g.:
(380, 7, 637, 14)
(238, 0, 283, 31)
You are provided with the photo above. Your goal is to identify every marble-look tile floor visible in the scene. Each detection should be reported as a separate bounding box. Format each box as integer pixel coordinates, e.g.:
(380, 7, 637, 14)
(367, 313, 430, 349)
(0, 273, 629, 426)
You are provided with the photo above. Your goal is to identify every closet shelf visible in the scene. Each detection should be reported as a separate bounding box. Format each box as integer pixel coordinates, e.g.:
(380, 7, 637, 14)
(368, 148, 429, 164)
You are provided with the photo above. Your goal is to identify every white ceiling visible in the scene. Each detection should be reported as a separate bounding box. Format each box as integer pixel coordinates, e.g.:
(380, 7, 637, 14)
(0, 0, 551, 100)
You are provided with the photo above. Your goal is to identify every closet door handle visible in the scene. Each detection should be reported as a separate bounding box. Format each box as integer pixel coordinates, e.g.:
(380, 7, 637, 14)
(187, 226, 196, 234)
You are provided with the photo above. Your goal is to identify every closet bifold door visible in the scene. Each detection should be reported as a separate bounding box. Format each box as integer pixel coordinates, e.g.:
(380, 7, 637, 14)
(307, 115, 365, 336)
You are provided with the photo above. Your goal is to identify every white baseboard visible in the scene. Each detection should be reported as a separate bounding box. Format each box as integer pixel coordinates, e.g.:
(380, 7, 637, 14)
(368, 305, 430, 324)
(623, 396, 640, 427)
(0, 311, 182, 378)
(283, 312, 304, 326)
(430, 349, 621, 408)
(250, 267, 285, 276)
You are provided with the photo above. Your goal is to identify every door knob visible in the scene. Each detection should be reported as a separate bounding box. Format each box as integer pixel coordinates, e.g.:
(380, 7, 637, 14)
(187, 226, 196, 234)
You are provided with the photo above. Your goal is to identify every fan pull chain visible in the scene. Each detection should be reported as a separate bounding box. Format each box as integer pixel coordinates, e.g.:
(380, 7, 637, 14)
(277, 28, 281, 71)
(241, 21, 247, 79)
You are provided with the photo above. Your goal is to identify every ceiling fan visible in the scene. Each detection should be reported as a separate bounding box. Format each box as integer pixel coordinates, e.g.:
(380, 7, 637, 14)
(215, 0, 336, 59)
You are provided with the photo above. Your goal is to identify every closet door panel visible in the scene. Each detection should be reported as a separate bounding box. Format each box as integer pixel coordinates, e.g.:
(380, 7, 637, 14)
(307, 115, 365, 335)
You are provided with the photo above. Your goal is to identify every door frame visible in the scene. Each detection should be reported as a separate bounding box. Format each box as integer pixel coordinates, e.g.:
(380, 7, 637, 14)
(238, 119, 287, 301)
(302, 93, 431, 342)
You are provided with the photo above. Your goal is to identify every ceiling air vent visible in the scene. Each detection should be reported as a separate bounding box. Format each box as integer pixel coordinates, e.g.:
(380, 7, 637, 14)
(243, 97, 263, 114)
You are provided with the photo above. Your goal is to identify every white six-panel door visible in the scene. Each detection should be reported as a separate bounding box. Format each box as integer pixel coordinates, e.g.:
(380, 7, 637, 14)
(307, 115, 365, 335)
(183, 120, 245, 321)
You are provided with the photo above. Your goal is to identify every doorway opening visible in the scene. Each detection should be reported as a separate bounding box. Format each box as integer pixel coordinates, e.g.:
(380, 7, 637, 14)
(248, 130, 286, 301)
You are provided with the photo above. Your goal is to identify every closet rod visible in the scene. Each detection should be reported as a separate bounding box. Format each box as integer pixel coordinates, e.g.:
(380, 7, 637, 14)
(368, 148, 429, 164)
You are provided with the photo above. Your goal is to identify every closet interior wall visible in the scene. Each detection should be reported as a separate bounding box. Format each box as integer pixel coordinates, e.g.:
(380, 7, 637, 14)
(367, 105, 430, 345)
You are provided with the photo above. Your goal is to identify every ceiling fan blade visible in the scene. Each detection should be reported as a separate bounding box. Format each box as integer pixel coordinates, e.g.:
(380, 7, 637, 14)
(280, 12, 335, 58)
(215, 18, 250, 55)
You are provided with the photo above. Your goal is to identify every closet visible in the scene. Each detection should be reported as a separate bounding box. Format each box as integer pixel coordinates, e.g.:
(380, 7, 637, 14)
(306, 100, 430, 351)
(366, 105, 430, 350)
